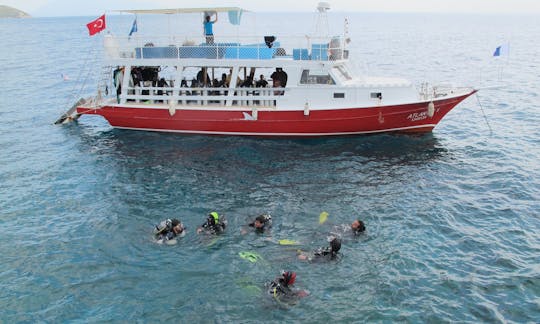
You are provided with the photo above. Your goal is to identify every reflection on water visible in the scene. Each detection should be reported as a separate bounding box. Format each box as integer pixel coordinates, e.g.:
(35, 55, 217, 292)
(72, 121, 450, 168)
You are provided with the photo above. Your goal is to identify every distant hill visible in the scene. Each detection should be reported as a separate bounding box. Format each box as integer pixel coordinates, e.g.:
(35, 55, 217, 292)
(0, 5, 31, 18)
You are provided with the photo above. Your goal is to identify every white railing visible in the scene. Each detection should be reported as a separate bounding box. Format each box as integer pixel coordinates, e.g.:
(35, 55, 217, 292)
(419, 82, 473, 100)
(104, 34, 349, 62)
(119, 85, 286, 108)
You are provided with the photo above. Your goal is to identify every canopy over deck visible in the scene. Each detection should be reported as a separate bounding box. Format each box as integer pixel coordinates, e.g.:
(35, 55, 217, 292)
(116, 7, 248, 15)
(116, 7, 248, 25)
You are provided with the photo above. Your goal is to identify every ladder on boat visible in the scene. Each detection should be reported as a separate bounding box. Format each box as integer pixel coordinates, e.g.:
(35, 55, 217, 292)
(97, 65, 113, 99)
(54, 97, 87, 124)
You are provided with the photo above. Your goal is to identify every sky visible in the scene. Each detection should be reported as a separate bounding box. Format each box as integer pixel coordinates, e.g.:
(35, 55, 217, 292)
(3, 0, 540, 16)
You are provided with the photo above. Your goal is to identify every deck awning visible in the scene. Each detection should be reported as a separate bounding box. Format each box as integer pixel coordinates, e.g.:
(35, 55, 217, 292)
(116, 7, 247, 25)
(116, 7, 246, 15)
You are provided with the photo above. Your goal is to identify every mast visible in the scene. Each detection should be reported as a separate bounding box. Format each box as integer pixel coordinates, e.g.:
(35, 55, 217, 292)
(315, 2, 330, 38)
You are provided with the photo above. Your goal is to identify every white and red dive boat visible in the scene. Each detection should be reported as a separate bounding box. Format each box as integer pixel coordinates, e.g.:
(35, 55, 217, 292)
(60, 4, 476, 137)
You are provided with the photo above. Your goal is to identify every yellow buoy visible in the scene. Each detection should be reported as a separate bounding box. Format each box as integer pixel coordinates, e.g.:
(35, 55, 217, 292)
(319, 211, 329, 224)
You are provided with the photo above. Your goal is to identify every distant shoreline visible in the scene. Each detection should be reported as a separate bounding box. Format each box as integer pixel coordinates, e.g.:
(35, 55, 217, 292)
(0, 5, 31, 18)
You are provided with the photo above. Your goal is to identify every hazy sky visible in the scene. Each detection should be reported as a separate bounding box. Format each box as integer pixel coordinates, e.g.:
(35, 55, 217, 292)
(4, 0, 540, 16)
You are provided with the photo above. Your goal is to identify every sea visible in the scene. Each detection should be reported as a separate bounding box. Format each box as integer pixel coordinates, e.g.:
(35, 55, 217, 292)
(0, 11, 539, 323)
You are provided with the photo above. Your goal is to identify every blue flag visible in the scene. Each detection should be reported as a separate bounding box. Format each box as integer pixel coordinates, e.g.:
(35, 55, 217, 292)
(493, 44, 509, 57)
(129, 18, 137, 36)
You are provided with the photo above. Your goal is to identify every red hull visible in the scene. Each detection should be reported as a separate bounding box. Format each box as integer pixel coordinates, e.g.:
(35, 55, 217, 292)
(77, 91, 475, 137)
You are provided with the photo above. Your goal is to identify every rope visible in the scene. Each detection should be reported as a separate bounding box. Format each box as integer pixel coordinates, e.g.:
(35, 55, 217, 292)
(62, 36, 101, 114)
(475, 93, 493, 136)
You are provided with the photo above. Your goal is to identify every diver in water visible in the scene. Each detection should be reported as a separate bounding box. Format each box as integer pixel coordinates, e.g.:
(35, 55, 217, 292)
(242, 214, 272, 234)
(298, 236, 342, 261)
(196, 212, 226, 235)
(351, 219, 366, 236)
(330, 219, 366, 239)
(154, 218, 186, 244)
(266, 271, 308, 301)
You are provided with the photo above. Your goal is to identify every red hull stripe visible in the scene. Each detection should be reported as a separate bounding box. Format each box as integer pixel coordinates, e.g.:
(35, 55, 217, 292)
(77, 91, 474, 136)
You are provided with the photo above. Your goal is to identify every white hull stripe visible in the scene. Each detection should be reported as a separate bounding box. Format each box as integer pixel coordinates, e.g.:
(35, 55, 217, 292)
(113, 124, 438, 136)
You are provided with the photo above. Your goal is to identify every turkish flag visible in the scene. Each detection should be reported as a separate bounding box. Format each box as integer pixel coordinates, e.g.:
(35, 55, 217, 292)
(86, 14, 106, 36)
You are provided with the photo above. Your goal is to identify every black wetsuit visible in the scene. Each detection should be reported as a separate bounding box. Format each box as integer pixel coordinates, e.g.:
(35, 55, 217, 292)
(155, 221, 179, 241)
(248, 215, 272, 233)
(248, 222, 268, 234)
(200, 221, 226, 234)
(156, 230, 177, 241)
(267, 279, 294, 298)
(311, 247, 339, 261)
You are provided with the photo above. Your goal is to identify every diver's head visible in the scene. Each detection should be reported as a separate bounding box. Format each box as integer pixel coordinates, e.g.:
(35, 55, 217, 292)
(254, 215, 266, 229)
(171, 219, 184, 234)
(351, 219, 366, 233)
(208, 212, 219, 225)
(205, 15, 211, 22)
(329, 237, 341, 253)
(281, 271, 296, 287)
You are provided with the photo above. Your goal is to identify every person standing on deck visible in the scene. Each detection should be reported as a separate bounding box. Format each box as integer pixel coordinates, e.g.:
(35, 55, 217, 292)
(113, 66, 124, 103)
(203, 13, 218, 44)
(255, 74, 268, 88)
(271, 68, 288, 88)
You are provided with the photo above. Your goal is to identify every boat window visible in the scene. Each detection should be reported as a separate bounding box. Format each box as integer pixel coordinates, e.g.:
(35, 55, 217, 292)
(332, 65, 352, 81)
(333, 93, 345, 98)
(370, 92, 382, 99)
(300, 70, 336, 85)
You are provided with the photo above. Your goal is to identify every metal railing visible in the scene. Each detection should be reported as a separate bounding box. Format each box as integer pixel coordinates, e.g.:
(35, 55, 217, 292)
(419, 82, 474, 100)
(104, 34, 349, 62)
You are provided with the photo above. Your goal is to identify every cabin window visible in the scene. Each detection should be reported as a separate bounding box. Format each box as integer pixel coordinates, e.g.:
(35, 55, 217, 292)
(370, 92, 382, 99)
(300, 70, 336, 85)
(333, 93, 345, 98)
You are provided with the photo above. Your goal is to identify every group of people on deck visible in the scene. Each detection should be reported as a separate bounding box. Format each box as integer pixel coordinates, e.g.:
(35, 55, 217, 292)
(110, 11, 292, 103)
(153, 211, 366, 304)
(113, 65, 288, 104)
(179, 68, 286, 89)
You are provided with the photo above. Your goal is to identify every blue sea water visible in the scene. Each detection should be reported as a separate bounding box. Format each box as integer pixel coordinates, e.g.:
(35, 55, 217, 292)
(1, 12, 539, 323)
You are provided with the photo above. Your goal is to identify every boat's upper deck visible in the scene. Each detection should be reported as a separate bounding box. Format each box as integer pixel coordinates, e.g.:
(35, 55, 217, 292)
(103, 6, 349, 63)
(104, 34, 348, 63)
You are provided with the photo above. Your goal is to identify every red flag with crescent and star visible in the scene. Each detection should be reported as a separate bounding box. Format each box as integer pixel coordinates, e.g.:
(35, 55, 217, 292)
(86, 14, 106, 36)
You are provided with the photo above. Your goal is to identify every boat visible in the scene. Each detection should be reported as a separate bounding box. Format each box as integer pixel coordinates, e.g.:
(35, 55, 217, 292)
(59, 3, 477, 137)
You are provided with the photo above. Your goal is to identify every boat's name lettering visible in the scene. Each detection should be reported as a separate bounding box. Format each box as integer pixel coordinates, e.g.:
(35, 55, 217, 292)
(407, 112, 427, 121)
